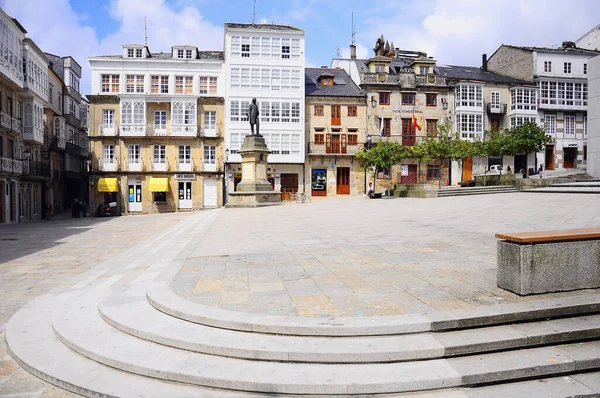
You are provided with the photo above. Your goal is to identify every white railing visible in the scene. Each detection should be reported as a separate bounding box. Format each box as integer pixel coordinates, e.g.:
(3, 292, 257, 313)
(152, 160, 168, 172)
(202, 127, 217, 137)
(100, 161, 117, 172)
(56, 136, 66, 149)
(177, 158, 193, 172)
(0, 157, 22, 174)
(11, 117, 21, 133)
(23, 126, 44, 144)
(171, 124, 197, 137)
(126, 160, 143, 172)
(203, 162, 217, 172)
(119, 124, 146, 137)
(99, 123, 117, 136)
(147, 125, 168, 137)
(1, 112, 11, 130)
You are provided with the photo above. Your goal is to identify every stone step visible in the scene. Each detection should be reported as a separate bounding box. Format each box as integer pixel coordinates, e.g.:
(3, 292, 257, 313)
(53, 294, 600, 395)
(438, 189, 518, 197)
(147, 282, 600, 336)
(101, 291, 600, 364)
(9, 291, 600, 397)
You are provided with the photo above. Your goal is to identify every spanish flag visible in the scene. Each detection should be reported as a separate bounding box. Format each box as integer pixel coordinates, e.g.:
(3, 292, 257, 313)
(412, 110, 423, 131)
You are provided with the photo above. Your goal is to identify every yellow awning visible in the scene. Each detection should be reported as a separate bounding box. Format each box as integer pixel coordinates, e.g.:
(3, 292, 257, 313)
(149, 178, 169, 192)
(97, 178, 119, 192)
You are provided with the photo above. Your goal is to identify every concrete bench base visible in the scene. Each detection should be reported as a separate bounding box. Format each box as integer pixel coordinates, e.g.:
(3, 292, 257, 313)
(497, 239, 600, 295)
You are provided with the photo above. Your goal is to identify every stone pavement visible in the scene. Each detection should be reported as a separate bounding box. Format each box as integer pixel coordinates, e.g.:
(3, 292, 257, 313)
(2, 192, 600, 396)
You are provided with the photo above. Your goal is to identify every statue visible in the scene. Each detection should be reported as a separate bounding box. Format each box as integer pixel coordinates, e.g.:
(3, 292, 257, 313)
(246, 98, 260, 136)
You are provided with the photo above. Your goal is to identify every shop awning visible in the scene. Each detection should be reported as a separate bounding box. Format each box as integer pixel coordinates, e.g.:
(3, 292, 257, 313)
(97, 178, 119, 192)
(149, 178, 169, 192)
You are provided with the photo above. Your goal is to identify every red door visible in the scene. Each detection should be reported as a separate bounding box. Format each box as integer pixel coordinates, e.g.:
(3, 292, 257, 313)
(336, 167, 350, 195)
(331, 105, 341, 126)
(401, 165, 418, 184)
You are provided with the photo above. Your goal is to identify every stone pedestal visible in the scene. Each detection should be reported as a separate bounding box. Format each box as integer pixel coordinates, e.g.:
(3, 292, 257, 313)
(226, 135, 281, 208)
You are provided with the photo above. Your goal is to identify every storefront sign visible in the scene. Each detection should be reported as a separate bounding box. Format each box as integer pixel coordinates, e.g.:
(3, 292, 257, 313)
(175, 174, 195, 180)
(401, 165, 409, 176)
(564, 142, 579, 148)
(328, 178, 335, 183)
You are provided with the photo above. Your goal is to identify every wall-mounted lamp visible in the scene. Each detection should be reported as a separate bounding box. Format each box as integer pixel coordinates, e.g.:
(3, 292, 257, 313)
(441, 98, 448, 111)
(370, 96, 377, 108)
(225, 148, 230, 162)
(23, 149, 31, 161)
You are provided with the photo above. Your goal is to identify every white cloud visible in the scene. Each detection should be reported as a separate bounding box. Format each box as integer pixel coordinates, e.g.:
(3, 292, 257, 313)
(2, 0, 223, 95)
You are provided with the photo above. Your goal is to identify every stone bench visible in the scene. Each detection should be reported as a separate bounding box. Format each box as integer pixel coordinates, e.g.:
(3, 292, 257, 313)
(495, 229, 600, 295)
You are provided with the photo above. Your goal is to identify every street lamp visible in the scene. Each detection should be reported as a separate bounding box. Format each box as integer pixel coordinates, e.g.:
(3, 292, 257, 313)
(24, 149, 31, 161)
(223, 148, 230, 206)
(370, 96, 377, 108)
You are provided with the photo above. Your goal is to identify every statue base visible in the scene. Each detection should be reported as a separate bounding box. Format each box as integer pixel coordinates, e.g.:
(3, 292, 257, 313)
(226, 135, 281, 208)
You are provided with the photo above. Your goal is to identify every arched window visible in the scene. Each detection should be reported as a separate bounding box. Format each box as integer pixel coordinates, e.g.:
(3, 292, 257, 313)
(121, 102, 132, 124)
(133, 101, 144, 124)
(184, 102, 196, 125)
(172, 102, 184, 125)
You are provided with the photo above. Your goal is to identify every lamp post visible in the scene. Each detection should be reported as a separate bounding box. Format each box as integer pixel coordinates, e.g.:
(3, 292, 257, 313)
(223, 148, 230, 206)
(364, 134, 373, 193)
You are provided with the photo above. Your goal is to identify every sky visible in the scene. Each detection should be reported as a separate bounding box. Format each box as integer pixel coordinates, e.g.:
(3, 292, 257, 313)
(2, 0, 600, 96)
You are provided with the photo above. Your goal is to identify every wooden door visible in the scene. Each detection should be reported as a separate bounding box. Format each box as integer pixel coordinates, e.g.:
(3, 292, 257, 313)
(281, 174, 298, 200)
(490, 119, 500, 132)
(564, 148, 576, 168)
(326, 134, 332, 154)
(341, 134, 347, 154)
(331, 105, 341, 126)
(462, 156, 473, 181)
(331, 135, 341, 154)
(336, 167, 350, 195)
(545, 145, 555, 170)
(401, 165, 418, 184)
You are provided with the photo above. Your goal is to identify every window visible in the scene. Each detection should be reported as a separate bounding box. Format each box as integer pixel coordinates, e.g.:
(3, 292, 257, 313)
(57, 95, 61, 112)
(564, 62, 572, 73)
(584, 64, 588, 75)
(348, 106, 357, 117)
(154, 111, 167, 130)
(204, 111, 216, 130)
(153, 144, 166, 163)
(230, 101, 241, 121)
(375, 64, 385, 73)
(510, 116, 536, 128)
(102, 109, 115, 126)
(425, 93, 437, 107)
(376, 167, 390, 179)
(127, 48, 134, 58)
(151, 76, 169, 94)
(126, 75, 144, 93)
(544, 114, 556, 136)
(455, 84, 483, 108)
(48, 86, 53, 104)
(426, 119, 438, 136)
(121, 101, 145, 125)
(179, 145, 191, 163)
(101, 74, 120, 93)
(153, 192, 167, 202)
(103, 144, 115, 163)
(544, 61, 552, 72)
(281, 102, 291, 123)
(282, 45, 290, 59)
(565, 115, 575, 136)
(402, 93, 415, 105)
(199, 76, 218, 94)
(175, 76, 193, 94)
(314, 133, 325, 144)
(539, 80, 587, 106)
(68, 98, 75, 116)
(427, 165, 440, 180)
(401, 119, 416, 145)
(241, 43, 250, 58)
(382, 118, 391, 137)
(128, 145, 140, 163)
(457, 113, 483, 139)
(136, 48, 143, 58)
(291, 102, 300, 123)
(490, 91, 500, 108)
(314, 105, 324, 116)
(379, 92, 390, 105)
(186, 49, 193, 59)
(510, 88, 537, 111)
(420, 66, 431, 75)
(172, 101, 196, 126)
(348, 133, 358, 145)
(177, 49, 184, 59)
(204, 145, 216, 164)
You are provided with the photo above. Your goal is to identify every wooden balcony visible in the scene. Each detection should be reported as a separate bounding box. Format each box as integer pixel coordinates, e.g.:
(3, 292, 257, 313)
(308, 143, 361, 155)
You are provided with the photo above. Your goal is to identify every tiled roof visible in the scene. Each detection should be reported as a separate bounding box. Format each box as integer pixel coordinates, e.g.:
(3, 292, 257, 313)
(89, 51, 224, 61)
(45, 53, 64, 81)
(305, 68, 364, 97)
(437, 65, 535, 85)
(501, 44, 600, 56)
(224, 22, 303, 32)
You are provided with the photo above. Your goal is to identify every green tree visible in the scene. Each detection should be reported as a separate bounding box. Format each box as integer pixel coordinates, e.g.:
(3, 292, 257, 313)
(502, 122, 554, 174)
(356, 141, 410, 193)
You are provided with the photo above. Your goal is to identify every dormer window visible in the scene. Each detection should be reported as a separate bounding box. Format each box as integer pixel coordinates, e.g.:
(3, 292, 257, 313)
(375, 64, 385, 73)
(125, 47, 145, 58)
(177, 49, 184, 59)
(136, 48, 143, 57)
(186, 49, 193, 59)
(317, 74, 334, 86)
(127, 48, 134, 58)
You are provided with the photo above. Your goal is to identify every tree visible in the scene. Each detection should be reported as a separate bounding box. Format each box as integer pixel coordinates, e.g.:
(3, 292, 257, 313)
(502, 122, 554, 174)
(356, 141, 410, 193)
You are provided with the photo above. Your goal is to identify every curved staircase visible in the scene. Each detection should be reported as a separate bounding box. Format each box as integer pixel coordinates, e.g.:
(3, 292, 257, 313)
(8, 279, 600, 397)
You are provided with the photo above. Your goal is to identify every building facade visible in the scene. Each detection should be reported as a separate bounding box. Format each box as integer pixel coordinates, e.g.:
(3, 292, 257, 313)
(304, 67, 366, 197)
(587, 55, 600, 178)
(223, 23, 305, 199)
(88, 44, 225, 214)
(0, 8, 26, 223)
(488, 43, 599, 171)
(332, 39, 451, 191)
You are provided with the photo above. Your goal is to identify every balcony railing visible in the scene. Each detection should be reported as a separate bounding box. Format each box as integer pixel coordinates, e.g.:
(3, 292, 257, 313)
(416, 74, 447, 86)
(119, 124, 146, 137)
(99, 123, 117, 137)
(177, 158, 194, 172)
(125, 159, 144, 172)
(487, 103, 507, 115)
(0, 112, 23, 135)
(147, 125, 168, 137)
(361, 72, 404, 84)
(201, 127, 218, 138)
(23, 126, 45, 144)
(50, 135, 67, 150)
(171, 125, 197, 137)
(22, 160, 51, 179)
(11, 117, 22, 134)
(151, 160, 168, 172)
(308, 143, 361, 155)
(100, 161, 118, 172)
(0, 157, 22, 175)
(203, 162, 217, 172)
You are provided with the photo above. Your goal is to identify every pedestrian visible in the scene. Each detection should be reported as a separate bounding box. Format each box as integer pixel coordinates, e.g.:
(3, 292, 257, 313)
(538, 164, 543, 178)
(82, 199, 87, 218)
(506, 165, 512, 174)
(46, 203, 53, 220)
(72, 197, 78, 218)
(367, 182, 373, 197)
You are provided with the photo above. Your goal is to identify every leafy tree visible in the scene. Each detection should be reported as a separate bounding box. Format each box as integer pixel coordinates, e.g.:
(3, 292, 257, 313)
(356, 141, 410, 193)
(501, 122, 554, 174)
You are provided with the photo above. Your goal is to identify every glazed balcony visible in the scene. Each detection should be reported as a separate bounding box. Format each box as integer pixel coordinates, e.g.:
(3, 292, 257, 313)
(23, 126, 44, 144)
(119, 124, 146, 137)
(487, 103, 507, 115)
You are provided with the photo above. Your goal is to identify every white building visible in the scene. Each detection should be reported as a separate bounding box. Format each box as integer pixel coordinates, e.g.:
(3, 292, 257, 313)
(577, 25, 600, 51)
(223, 22, 305, 196)
(587, 55, 600, 177)
(488, 42, 599, 171)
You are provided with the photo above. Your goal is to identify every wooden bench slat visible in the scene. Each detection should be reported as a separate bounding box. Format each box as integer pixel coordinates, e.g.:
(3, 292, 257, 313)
(495, 228, 600, 243)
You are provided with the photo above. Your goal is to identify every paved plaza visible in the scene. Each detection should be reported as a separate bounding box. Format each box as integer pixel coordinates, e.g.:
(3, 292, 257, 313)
(2, 192, 600, 396)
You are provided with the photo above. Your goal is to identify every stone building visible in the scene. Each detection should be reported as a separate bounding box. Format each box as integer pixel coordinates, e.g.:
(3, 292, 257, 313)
(332, 37, 451, 190)
(487, 42, 600, 171)
(223, 23, 305, 199)
(587, 55, 600, 178)
(304, 67, 366, 198)
(88, 44, 225, 214)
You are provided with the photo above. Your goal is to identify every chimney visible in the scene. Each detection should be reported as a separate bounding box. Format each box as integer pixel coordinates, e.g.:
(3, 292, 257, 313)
(482, 53, 488, 71)
(350, 44, 356, 60)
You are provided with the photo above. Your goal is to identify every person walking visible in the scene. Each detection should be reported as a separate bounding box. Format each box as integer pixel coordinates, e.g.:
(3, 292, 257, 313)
(538, 164, 543, 178)
(81, 199, 87, 218)
(71, 197, 78, 218)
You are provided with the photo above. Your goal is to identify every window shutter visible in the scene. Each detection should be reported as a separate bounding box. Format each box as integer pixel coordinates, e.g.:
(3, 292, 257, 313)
(326, 133, 332, 154)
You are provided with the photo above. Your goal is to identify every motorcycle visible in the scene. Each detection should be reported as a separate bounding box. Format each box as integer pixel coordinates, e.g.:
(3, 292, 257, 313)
(95, 204, 112, 217)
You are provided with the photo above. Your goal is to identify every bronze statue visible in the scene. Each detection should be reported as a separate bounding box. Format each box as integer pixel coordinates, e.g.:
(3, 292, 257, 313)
(246, 98, 260, 136)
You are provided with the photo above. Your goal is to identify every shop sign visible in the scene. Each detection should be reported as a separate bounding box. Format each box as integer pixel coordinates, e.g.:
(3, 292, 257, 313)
(175, 174, 195, 180)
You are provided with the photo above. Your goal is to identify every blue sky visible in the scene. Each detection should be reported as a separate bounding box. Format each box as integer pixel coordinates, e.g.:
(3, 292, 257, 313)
(2, 0, 600, 95)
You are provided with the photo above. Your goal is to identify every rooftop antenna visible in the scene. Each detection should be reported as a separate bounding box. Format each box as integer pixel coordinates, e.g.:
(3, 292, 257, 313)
(351, 12, 356, 45)
(252, 0, 257, 24)
(144, 17, 148, 46)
